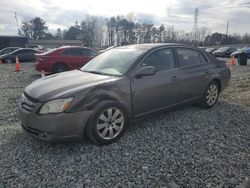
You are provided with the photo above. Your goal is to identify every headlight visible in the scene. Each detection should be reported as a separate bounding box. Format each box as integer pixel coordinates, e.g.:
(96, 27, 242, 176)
(39, 98, 73, 114)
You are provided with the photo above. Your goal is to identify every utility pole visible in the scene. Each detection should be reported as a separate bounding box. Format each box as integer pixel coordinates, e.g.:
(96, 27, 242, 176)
(14, 12, 20, 35)
(226, 21, 229, 36)
(193, 8, 199, 41)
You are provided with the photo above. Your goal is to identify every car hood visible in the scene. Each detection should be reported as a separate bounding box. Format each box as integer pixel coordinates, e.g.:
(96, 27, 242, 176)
(25, 70, 120, 102)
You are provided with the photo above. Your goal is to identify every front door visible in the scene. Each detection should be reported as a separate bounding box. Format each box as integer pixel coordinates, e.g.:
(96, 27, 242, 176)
(131, 48, 181, 116)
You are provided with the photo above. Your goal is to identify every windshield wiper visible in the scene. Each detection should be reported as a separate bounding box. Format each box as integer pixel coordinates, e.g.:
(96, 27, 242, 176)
(83, 70, 105, 75)
(82, 70, 120, 77)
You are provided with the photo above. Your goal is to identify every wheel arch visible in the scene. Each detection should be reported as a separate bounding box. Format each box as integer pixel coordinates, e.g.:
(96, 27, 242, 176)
(53, 62, 69, 72)
(211, 78, 222, 93)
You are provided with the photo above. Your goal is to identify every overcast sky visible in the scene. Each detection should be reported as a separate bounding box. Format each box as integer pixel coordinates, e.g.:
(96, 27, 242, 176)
(0, 0, 250, 35)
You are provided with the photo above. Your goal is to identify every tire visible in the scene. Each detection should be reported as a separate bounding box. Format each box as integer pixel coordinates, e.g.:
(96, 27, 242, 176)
(199, 81, 220, 109)
(86, 101, 128, 145)
(53, 63, 68, 73)
(5, 58, 13, 64)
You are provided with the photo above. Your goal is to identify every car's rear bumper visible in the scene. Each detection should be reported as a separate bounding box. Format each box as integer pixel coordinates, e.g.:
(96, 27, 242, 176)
(19, 105, 93, 142)
(35, 62, 52, 73)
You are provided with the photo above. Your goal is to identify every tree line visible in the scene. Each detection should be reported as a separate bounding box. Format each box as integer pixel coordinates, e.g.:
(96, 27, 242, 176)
(21, 15, 250, 48)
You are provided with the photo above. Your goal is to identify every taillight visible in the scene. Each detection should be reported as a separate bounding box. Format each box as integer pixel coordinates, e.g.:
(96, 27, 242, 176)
(37, 57, 43, 62)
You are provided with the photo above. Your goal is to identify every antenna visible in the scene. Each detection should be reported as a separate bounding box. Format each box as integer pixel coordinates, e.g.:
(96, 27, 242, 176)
(193, 8, 199, 41)
(14, 12, 20, 35)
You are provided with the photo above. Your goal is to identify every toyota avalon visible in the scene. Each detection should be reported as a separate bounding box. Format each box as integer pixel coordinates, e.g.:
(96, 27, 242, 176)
(19, 43, 231, 144)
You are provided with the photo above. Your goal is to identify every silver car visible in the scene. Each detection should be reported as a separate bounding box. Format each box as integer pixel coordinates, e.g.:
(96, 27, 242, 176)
(19, 44, 231, 144)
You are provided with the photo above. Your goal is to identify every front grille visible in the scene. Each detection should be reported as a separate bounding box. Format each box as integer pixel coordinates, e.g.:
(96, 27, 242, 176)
(20, 93, 37, 112)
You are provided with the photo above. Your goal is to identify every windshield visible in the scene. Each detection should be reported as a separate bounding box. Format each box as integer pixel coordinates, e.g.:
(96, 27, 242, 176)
(81, 48, 145, 76)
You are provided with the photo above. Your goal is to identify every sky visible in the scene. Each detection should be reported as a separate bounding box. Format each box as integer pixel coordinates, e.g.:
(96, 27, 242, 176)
(0, 0, 250, 35)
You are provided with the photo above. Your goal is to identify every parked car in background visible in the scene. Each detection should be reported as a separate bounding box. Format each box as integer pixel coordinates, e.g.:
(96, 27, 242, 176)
(29, 45, 44, 51)
(35, 46, 98, 73)
(206, 48, 217, 54)
(213, 47, 237, 57)
(20, 43, 231, 144)
(0, 48, 42, 63)
(231, 47, 250, 58)
(0, 47, 21, 55)
(198, 47, 207, 51)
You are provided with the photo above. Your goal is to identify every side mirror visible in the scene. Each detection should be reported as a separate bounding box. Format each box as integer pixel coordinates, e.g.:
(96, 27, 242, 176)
(135, 66, 156, 78)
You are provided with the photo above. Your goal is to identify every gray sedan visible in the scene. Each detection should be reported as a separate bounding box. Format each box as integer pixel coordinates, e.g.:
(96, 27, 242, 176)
(19, 43, 231, 144)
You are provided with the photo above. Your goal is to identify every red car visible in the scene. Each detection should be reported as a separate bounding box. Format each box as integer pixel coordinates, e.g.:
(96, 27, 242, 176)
(35, 46, 98, 73)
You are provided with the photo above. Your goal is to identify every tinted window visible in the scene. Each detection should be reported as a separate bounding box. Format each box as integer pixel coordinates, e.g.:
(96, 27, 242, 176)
(143, 48, 175, 71)
(176, 48, 201, 67)
(63, 48, 82, 56)
(16, 49, 34, 55)
(4, 49, 13, 54)
(83, 49, 97, 57)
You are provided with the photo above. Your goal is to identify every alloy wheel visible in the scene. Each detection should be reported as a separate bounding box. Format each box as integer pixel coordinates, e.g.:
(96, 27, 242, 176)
(96, 107, 124, 140)
(206, 84, 218, 106)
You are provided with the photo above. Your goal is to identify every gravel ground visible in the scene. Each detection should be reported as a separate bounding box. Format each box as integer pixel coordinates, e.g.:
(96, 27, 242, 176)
(0, 62, 250, 187)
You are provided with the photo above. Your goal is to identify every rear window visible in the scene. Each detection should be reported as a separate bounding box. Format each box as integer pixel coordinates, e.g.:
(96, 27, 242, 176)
(63, 48, 83, 56)
(176, 48, 201, 67)
(83, 49, 97, 57)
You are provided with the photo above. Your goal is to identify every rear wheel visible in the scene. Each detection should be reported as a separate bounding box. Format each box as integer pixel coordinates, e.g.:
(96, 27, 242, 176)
(199, 81, 219, 109)
(53, 63, 68, 73)
(86, 101, 128, 144)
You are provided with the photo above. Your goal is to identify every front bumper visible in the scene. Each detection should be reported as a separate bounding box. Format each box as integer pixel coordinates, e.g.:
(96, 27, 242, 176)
(19, 95, 93, 142)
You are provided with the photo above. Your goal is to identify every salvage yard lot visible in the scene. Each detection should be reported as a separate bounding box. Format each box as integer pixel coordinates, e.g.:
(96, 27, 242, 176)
(0, 62, 250, 187)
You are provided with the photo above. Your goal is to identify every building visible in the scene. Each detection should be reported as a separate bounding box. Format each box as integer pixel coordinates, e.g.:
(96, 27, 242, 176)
(0, 35, 28, 50)
(29, 40, 82, 50)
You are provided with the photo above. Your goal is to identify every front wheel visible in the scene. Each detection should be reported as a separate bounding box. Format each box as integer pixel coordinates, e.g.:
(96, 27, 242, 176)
(86, 101, 128, 144)
(199, 81, 220, 109)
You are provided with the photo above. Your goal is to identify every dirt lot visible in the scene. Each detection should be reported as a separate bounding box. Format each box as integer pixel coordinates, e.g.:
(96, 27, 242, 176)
(0, 62, 250, 187)
(221, 59, 250, 107)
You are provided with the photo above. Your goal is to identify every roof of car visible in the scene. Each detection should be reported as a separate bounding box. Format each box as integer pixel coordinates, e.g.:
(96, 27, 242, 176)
(58, 46, 95, 50)
(116, 43, 191, 50)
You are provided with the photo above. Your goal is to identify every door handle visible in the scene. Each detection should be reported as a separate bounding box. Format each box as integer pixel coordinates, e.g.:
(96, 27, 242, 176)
(204, 69, 212, 75)
(172, 76, 177, 81)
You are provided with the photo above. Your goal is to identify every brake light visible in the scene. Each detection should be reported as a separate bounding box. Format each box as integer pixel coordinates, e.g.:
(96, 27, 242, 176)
(37, 57, 43, 62)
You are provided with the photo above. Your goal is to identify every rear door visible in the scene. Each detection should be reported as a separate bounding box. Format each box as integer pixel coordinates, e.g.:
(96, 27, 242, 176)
(131, 48, 181, 116)
(175, 47, 212, 101)
(63, 48, 84, 68)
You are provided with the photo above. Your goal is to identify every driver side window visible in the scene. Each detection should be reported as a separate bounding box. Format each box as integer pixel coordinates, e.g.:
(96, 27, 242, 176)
(142, 48, 175, 71)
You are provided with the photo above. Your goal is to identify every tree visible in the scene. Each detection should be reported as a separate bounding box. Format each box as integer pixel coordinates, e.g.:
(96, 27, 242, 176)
(64, 26, 81, 40)
(21, 20, 32, 39)
(55, 28, 63, 40)
(21, 17, 48, 40)
(44, 32, 55, 40)
(31, 17, 48, 39)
